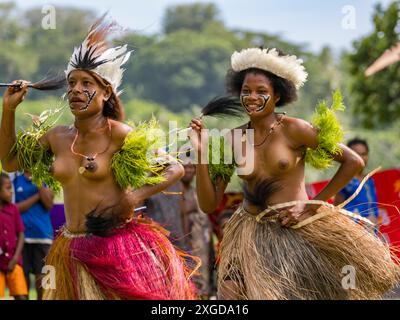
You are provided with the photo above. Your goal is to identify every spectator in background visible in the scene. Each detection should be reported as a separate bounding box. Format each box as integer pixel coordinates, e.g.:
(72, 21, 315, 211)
(181, 163, 212, 299)
(334, 138, 380, 227)
(144, 183, 190, 252)
(0, 172, 28, 300)
(13, 171, 54, 300)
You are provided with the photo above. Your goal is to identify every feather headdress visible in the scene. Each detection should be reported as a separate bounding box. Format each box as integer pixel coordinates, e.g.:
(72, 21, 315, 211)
(231, 48, 308, 89)
(65, 14, 132, 95)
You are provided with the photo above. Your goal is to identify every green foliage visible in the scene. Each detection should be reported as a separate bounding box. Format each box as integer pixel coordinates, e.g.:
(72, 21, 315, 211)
(11, 108, 63, 193)
(345, 1, 400, 128)
(208, 135, 236, 183)
(162, 2, 222, 34)
(111, 118, 167, 190)
(305, 90, 345, 169)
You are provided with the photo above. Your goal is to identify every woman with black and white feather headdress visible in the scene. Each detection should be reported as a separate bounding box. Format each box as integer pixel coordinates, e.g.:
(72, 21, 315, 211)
(0, 15, 199, 300)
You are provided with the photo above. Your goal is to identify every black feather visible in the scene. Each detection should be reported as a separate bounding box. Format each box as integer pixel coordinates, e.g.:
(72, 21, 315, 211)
(242, 178, 282, 211)
(85, 204, 122, 237)
(70, 44, 109, 70)
(0, 75, 66, 91)
(201, 96, 244, 118)
(30, 75, 66, 91)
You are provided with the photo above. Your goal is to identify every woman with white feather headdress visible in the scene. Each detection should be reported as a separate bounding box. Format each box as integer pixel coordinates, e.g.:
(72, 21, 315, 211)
(189, 47, 400, 299)
(0, 15, 199, 300)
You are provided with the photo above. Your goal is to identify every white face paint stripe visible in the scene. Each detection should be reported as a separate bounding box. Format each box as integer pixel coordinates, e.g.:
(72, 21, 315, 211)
(240, 94, 271, 114)
(79, 90, 97, 112)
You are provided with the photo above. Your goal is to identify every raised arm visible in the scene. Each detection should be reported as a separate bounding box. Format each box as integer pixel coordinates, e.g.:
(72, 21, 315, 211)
(189, 118, 229, 214)
(0, 81, 29, 172)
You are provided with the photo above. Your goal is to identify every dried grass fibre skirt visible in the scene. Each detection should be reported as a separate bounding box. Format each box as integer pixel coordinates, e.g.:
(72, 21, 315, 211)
(43, 218, 199, 300)
(218, 202, 400, 300)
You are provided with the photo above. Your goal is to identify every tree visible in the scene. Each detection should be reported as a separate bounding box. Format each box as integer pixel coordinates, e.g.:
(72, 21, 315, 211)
(345, 1, 400, 128)
(0, 2, 38, 81)
(23, 7, 95, 78)
(162, 3, 223, 34)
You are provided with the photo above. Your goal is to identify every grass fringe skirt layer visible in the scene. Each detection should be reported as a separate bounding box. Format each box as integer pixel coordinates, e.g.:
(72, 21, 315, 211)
(218, 204, 400, 300)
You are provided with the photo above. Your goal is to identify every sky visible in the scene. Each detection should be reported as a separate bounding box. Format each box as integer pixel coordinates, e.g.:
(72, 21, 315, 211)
(8, 0, 397, 52)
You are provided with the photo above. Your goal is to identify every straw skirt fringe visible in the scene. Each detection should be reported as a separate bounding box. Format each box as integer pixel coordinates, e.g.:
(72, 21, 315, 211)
(218, 205, 400, 300)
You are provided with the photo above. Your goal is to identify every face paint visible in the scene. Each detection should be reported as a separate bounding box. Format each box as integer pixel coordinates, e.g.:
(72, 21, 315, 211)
(80, 90, 97, 112)
(240, 94, 271, 114)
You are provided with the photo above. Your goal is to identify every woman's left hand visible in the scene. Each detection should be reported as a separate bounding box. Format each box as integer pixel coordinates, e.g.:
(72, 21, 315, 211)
(278, 203, 321, 227)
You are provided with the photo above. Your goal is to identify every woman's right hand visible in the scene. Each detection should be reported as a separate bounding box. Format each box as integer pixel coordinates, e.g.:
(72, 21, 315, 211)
(188, 117, 208, 155)
(2, 80, 29, 111)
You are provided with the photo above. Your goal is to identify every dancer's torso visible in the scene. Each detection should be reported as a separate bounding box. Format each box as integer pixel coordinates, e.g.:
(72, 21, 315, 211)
(43, 121, 131, 232)
(232, 117, 310, 214)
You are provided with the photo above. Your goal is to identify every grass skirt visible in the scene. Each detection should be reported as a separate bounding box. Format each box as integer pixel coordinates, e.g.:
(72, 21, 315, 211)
(218, 203, 400, 300)
(43, 218, 198, 300)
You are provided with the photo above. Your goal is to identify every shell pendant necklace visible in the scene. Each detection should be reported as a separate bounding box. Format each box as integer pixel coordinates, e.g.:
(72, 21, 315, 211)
(70, 119, 112, 174)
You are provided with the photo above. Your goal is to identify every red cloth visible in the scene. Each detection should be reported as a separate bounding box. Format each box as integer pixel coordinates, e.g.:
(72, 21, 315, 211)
(0, 203, 24, 272)
(68, 219, 197, 299)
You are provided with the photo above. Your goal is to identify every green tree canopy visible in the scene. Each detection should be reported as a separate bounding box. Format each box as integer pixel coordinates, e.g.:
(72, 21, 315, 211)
(345, 1, 400, 128)
(162, 2, 223, 34)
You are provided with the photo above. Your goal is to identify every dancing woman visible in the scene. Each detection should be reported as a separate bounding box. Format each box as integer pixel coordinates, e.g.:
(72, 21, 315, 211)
(189, 48, 400, 299)
(0, 16, 197, 300)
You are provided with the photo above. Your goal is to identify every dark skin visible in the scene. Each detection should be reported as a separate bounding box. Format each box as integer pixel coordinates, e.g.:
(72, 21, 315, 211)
(189, 71, 364, 299)
(0, 177, 27, 300)
(0, 71, 184, 233)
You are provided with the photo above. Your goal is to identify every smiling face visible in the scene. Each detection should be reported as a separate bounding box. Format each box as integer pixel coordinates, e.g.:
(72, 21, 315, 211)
(67, 70, 112, 118)
(240, 72, 280, 118)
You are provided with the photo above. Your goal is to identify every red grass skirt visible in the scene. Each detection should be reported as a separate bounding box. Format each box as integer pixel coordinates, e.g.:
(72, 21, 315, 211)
(43, 218, 199, 300)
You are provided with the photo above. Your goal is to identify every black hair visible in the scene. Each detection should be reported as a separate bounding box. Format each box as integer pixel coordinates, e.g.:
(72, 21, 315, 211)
(347, 138, 369, 153)
(0, 172, 10, 189)
(226, 67, 297, 107)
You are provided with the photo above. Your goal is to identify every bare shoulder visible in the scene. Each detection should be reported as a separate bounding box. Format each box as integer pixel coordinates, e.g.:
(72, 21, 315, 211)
(282, 116, 313, 132)
(281, 116, 318, 149)
(40, 125, 72, 150)
(110, 120, 133, 144)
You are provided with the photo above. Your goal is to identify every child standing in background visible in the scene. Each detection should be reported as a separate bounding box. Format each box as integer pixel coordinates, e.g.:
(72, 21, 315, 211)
(0, 172, 28, 300)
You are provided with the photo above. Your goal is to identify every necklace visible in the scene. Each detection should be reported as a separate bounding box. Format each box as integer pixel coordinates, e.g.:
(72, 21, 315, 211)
(70, 118, 112, 174)
(242, 112, 286, 147)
